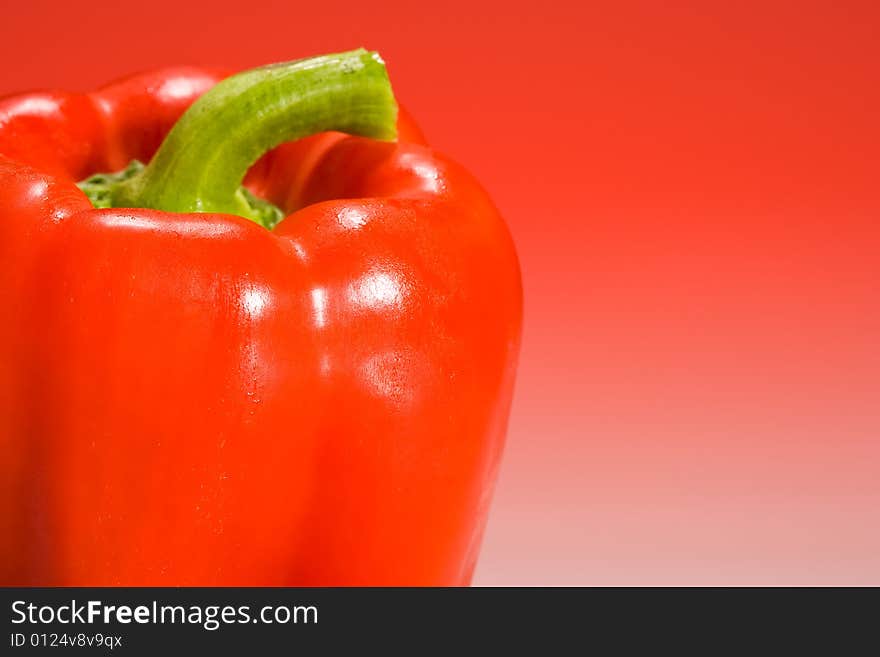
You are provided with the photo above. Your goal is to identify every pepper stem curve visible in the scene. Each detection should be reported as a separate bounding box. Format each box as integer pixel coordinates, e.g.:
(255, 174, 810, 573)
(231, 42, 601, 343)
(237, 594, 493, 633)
(97, 49, 397, 228)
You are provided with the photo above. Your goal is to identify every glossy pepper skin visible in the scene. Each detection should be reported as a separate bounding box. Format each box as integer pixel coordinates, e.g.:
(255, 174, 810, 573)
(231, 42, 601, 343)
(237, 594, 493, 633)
(0, 51, 521, 586)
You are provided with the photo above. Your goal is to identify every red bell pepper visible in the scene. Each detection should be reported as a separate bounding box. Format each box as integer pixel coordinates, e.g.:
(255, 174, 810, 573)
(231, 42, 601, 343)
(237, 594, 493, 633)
(0, 50, 521, 585)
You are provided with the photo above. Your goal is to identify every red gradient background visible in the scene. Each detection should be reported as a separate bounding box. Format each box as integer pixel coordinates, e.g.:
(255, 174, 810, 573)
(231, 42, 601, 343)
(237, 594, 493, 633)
(2, 1, 877, 584)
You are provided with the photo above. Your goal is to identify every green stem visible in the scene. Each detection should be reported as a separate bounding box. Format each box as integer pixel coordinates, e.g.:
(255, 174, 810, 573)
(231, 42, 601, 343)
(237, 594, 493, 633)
(93, 49, 397, 227)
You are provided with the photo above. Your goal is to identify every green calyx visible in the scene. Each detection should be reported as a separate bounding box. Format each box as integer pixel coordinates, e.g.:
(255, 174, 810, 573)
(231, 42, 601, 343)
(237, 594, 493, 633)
(78, 49, 398, 229)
